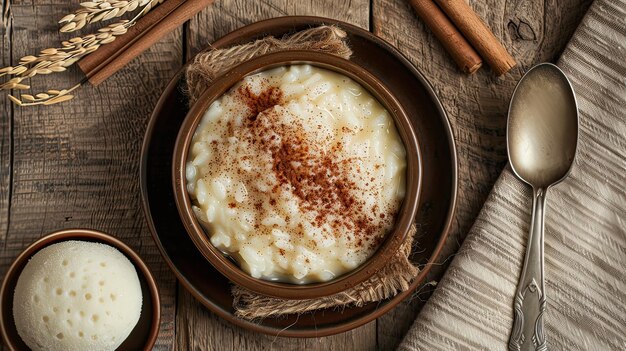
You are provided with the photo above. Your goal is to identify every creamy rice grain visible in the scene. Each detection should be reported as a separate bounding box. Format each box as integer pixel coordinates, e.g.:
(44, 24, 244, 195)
(186, 65, 406, 283)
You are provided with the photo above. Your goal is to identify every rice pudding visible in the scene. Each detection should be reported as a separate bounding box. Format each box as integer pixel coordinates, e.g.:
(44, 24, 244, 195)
(186, 64, 406, 283)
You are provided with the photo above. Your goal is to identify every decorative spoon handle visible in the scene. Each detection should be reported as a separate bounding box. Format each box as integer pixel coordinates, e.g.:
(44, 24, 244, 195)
(509, 187, 548, 351)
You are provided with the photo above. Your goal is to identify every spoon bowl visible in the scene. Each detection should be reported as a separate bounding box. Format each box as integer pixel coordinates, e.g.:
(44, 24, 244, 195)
(508, 63, 579, 188)
(506, 63, 579, 351)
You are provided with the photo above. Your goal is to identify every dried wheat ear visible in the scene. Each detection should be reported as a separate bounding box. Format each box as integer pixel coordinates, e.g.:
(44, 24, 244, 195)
(1, 0, 163, 106)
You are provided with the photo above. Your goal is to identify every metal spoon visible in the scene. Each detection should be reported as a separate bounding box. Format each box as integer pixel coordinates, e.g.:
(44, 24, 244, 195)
(506, 63, 579, 351)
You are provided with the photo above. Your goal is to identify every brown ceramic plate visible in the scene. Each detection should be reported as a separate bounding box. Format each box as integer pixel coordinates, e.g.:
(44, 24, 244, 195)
(140, 16, 457, 337)
(0, 229, 160, 351)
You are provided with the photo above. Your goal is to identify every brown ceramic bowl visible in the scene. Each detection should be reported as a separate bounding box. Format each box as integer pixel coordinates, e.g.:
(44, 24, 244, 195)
(172, 50, 422, 299)
(0, 229, 160, 351)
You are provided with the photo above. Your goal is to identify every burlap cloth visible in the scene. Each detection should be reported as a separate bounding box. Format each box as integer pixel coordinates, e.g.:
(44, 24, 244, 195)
(185, 26, 420, 320)
(399, 0, 626, 349)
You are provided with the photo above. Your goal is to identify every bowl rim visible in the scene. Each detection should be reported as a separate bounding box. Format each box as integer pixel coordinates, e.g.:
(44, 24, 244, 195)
(172, 50, 422, 299)
(0, 228, 161, 351)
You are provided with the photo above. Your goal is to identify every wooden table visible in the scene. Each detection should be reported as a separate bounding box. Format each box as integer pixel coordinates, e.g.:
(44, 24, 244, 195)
(0, 0, 591, 349)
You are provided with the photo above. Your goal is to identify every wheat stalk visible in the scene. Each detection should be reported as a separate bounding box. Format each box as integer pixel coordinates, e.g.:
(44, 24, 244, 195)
(2, 0, 162, 107)
(8, 84, 81, 107)
(1, 21, 132, 83)
(59, 0, 163, 33)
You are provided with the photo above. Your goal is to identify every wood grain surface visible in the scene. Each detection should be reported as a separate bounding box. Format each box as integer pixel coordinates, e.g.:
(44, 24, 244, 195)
(0, 0, 591, 350)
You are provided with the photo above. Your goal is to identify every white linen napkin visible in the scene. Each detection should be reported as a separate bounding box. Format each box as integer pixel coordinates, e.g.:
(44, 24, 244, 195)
(399, 0, 626, 349)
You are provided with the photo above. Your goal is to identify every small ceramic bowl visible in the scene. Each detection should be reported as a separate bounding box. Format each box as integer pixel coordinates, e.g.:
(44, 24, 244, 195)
(172, 50, 422, 299)
(0, 229, 160, 351)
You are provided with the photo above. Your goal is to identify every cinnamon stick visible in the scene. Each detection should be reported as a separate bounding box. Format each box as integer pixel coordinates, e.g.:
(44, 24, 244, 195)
(408, 0, 482, 74)
(434, 0, 516, 75)
(78, 0, 186, 77)
(81, 0, 214, 86)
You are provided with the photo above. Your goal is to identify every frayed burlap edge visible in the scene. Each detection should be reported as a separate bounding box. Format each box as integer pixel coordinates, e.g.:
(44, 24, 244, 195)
(232, 225, 419, 320)
(185, 25, 352, 104)
(184, 25, 420, 320)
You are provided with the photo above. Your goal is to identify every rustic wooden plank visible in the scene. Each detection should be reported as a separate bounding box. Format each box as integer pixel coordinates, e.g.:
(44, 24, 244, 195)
(0, 1, 183, 349)
(372, 0, 592, 349)
(176, 288, 378, 351)
(0, 0, 12, 244)
(177, 1, 376, 350)
(186, 0, 369, 57)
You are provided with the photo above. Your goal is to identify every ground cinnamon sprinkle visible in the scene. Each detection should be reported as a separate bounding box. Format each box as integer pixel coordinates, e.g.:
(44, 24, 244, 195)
(237, 84, 283, 120)
(232, 81, 390, 250)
